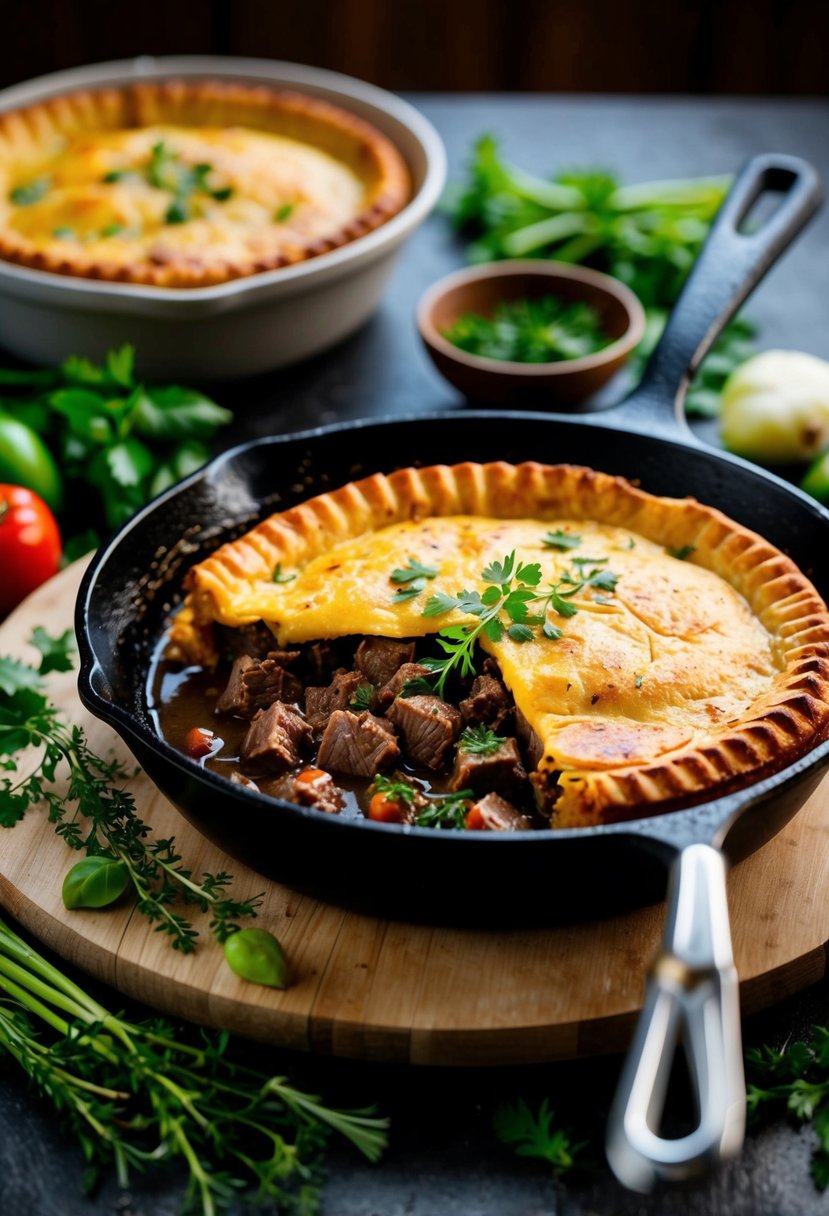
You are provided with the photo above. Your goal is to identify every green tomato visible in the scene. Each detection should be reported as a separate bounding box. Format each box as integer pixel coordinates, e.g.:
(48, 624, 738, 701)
(0, 414, 63, 512)
(62, 855, 130, 910)
(224, 927, 289, 988)
(801, 450, 829, 504)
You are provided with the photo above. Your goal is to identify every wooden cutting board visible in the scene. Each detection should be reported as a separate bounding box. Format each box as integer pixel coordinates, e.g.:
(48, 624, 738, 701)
(1, 558, 828, 1066)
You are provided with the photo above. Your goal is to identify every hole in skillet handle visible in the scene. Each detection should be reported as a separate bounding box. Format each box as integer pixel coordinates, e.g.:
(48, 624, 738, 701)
(612, 153, 824, 441)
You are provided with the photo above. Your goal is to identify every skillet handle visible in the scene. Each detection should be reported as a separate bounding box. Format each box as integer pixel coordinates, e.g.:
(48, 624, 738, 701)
(634, 153, 824, 423)
(605, 844, 745, 1191)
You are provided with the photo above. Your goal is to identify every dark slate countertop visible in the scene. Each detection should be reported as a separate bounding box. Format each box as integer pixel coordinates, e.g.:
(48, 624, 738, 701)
(1, 93, 828, 1216)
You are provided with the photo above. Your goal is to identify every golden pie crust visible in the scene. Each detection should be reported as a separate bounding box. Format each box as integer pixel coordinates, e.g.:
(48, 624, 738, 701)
(0, 82, 411, 287)
(168, 461, 829, 826)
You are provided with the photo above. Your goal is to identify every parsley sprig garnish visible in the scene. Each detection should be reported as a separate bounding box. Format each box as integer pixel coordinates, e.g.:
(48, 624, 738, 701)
(0, 631, 261, 953)
(413, 789, 475, 830)
(542, 529, 582, 551)
(390, 557, 439, 604)
(349, 683, 376, 712)
(371, 774, 417, 805)
(417, 550, 619, 695)
(493, 1098, 585, 1175)
(459, 724, 506, 755)
(420, 552, 543, 695)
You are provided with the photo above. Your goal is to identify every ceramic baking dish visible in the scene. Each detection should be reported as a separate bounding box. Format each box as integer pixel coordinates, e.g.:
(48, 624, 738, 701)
(0, 55, 446, 379)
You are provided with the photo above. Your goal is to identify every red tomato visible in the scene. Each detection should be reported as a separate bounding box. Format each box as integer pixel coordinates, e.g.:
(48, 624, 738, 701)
(185, 727, 216, 760)
(465, 805, 487, 831)
(0, 485, 62, 614)
(368, 792, 406, 823)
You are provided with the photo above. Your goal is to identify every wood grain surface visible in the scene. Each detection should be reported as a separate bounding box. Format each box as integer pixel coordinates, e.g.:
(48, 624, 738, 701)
(0, 557, 828, 1066)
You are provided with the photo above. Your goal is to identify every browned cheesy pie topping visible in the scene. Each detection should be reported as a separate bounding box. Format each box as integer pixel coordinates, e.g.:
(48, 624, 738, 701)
(163, 462, 829, 828)
(0, 82, 411, 287)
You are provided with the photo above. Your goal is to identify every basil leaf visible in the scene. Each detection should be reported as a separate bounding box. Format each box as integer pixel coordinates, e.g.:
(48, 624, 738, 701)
(62, 855, 130, 910)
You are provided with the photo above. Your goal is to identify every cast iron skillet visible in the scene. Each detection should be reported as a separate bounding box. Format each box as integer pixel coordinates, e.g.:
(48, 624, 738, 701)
(77, 155, 828, 1191)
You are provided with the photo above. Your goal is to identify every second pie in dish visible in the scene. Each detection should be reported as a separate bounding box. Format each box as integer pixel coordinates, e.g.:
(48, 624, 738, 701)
(159, 461, 829, 828)
(0, 81, 411, 287)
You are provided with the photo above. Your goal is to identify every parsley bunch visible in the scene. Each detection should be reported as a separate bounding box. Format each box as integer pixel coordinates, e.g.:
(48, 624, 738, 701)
(0, 631, 259, 953)
(746, 1026, 829, 1189)
(447, 135, 757, 414)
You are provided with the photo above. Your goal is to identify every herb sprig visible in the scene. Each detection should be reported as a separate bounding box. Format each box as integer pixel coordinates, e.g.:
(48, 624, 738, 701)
(459, 725, 506, 755)
(390, 557, 439, 604)
(493, 1099, 585, 1175)
(442, 294, 607, 363)
(0, 913, 388, 1214)
(413, 790, 475, 830)
(0, 632, 260, 953)
(417, 550, 618, 694)
(746, 1026, 829, 1189)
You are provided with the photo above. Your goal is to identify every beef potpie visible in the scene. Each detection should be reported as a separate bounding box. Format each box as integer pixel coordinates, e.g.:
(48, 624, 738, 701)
(159, 461, 829, 829)
(0, 81, 411, 287)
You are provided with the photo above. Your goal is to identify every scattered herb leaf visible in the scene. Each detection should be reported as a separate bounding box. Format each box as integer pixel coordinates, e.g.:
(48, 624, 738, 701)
(668, 545, 696, 561)
(542, 529, 582, 551)
(272, 563, 296, 584)
(349, 683, 376, 712)
(459, 724, 506, 755)
(493, 1098, 584, 1175)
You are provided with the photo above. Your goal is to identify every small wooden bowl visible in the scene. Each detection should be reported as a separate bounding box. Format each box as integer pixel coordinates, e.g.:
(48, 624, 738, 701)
(417, 260, 646, 406)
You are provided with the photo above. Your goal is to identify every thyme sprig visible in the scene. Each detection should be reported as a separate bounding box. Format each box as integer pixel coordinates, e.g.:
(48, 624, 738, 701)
(0, 914, 388, 1214)
(0, 631, 261, 953)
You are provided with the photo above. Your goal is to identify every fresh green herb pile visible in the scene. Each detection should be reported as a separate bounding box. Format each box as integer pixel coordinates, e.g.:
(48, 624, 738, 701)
(0, 344, 231, 558)
(746, 1025, 829, 1188)
(442, 294, 608, 364)
(0, 630, 257, 953)
(446, 136, 756, 414)
(0, 913, 387, 1215)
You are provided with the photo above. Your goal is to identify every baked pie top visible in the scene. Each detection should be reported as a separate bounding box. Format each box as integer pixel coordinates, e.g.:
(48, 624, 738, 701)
(0, 82, 411, 287)
(168, 461, 829, 825)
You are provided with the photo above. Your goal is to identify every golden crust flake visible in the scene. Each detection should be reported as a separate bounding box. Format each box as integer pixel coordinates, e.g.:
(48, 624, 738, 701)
(168, 461, 829, 825)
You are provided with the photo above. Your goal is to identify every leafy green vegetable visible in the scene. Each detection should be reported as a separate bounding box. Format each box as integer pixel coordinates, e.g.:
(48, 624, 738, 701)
(542, 529, 582, 551)
(0, 632, 260, 952)
(0, 913, 387, 1213)
(390, 557, 439, 604)
(459, 724, 505, 755)
(413, 789, 475, 830)
(371, 774, 417, 805)
(447, 136, 757, 412)
(62, 855, 130, 909)
(746, 1025, 829, 1190)
(349, 683, 376, 712)
(223, 926, 289, 988)
(416, 550, 618, 696)
(442, 295, 607, 363)
(9, 177, 51, 206)
(493, 1099, 584, 1175)
(0, 345, 231, 553)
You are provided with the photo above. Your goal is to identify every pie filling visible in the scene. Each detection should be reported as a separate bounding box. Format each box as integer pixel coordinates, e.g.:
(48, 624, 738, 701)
(156, 462, 829, 830)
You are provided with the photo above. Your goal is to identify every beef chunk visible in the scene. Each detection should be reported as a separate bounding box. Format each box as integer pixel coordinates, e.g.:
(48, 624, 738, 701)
(216, 655, 302, 718)
(355, 638, 416, 688)
(459, 674, 513, 730)
(386, 695, 462, 770)
(450, 737, 527, 796)
(240, 702, 313, 773)
(515, 706, 544, 769)
(218, 621, 278, 661)
(276, 769, 345, 815)
(470, 792, 532, 832)
(376, 662, 431, 710)
(307, 640, 339, 682)
(316, 710, 400, 777)
(305, 670, 365, 732)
